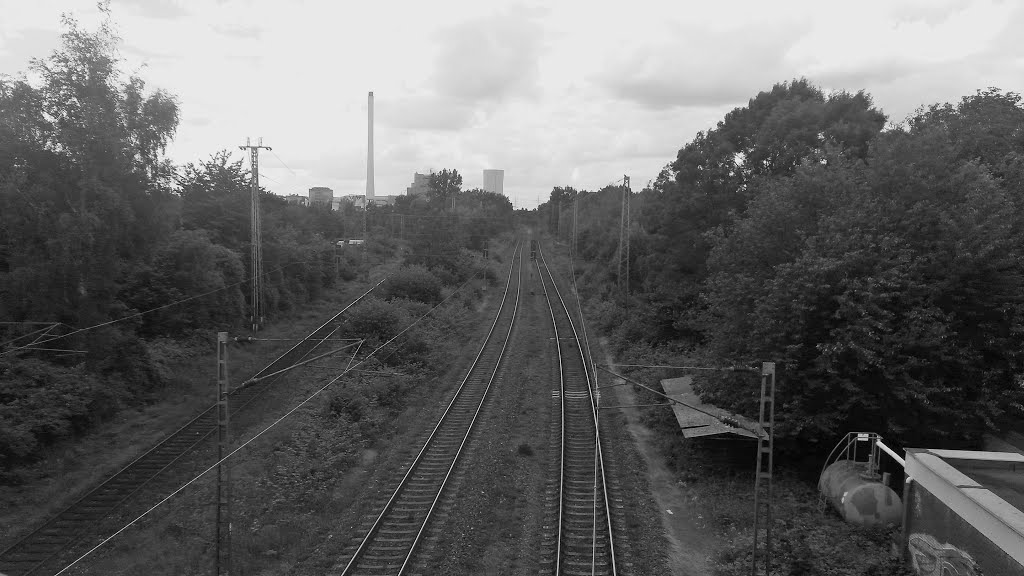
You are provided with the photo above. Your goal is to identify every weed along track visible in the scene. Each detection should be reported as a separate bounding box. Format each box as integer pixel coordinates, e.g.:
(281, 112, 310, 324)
(536, 245, 617, 576)
(338, 242, 523, 576)
(0, 283, 382, 576)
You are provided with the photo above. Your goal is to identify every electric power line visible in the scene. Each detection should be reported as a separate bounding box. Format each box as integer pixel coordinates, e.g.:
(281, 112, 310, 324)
(269, 149, 300, 180)
(52, 251, 489, 575)
(258, 172, 306, 197)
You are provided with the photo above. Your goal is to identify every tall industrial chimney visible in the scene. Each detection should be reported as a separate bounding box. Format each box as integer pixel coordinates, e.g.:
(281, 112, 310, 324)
(366, 91, 375, 199)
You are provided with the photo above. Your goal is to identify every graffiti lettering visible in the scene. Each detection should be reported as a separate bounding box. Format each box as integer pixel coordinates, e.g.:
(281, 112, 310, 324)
(908, 533, 978, 576)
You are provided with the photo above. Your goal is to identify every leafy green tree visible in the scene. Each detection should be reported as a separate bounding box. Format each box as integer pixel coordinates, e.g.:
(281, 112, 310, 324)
(700, 94, 1024, 450)
(643, 80, 886, 290)
(456, 188, 513, 250)
(177, 150, 251, 249)
(0, 8, 179, 328)
(427, 168, 463, 211)
(122, 229, 246, 335)
(0, 6, 362, 471)
(565, 81, 1024, 453)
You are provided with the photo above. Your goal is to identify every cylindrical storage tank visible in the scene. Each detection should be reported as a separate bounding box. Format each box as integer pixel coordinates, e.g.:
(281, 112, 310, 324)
(818, 460, 902, 526)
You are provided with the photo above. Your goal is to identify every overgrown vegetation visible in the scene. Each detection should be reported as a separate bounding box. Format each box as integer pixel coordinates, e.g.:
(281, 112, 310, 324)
(0, 7, 515, 478)
(549, 79, 1024, 454)
(224, 263, 494, 575)
(542, 79, 1024, 574)
(381, 265, 443, 304)
(0, 11, 362, 474)
(62, 252, 502, 575)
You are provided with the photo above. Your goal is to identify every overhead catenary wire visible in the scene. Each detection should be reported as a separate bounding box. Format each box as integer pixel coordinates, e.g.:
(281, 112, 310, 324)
(594, 365, 764, 437)
(10, 347, 87, 354)
(234, 337, 363, 343)
(602, 362, 759, 373)
(52, 261, 484, 575)
(0, 322, 63, 350)
(536, 243, 615, 574)
(237, 340, 364, 389)
(258, 172, 306, 198)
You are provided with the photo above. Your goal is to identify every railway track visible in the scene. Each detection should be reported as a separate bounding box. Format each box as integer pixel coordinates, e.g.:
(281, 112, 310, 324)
(536, 245, 617, 576)
(338, 242, 523, 576)
(0, 281, 383, 576)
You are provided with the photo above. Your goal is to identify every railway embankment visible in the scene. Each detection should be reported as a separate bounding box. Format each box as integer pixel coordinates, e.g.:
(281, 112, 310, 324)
(545, 235, 911, 576)
(43, 245, 510, 575)
(0, 262, 396, 547)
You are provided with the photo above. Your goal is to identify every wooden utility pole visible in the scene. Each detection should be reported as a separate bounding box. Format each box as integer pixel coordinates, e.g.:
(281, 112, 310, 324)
(215, 332, 231, 575)
(238, 138, 271, 332)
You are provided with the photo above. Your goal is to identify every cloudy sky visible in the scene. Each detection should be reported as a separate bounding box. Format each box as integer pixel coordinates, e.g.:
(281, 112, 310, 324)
(1, 0, 1022, 208)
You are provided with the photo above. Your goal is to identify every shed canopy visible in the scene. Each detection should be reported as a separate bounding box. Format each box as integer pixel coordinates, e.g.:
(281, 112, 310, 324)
(660, 376, 764, 440)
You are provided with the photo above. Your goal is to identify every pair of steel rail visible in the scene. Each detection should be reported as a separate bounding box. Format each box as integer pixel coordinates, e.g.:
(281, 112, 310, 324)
(536, 244, 617, 576)
(340, 241, 617, 576)
(0, 281, 383, 576)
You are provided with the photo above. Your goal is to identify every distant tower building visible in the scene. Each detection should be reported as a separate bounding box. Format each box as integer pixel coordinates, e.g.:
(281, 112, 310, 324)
(406, 171, 433, 196)
(483, 169, 504, 195)
(309, 186, 334, 207)
(366, 91, 375, 200)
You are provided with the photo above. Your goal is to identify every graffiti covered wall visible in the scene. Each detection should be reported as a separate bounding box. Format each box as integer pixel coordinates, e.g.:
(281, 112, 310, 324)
(907, 533, 977, 576)
(907, 482, 1021, 576)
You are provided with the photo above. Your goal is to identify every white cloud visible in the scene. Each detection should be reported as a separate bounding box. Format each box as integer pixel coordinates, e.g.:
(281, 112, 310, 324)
(1, 0, 1022, 208)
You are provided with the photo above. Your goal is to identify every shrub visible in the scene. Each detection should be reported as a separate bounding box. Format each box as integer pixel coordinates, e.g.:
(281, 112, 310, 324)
(122, 229, 246, 336)
(85, 326, 164, 394)
(0, 358, 104, 471)
(337, 250, 359, 281)
(343, 297, 403, 342)
(382, 265, 442, 304)
(384, 332, 431, 368)
(328, 389, 367, 423)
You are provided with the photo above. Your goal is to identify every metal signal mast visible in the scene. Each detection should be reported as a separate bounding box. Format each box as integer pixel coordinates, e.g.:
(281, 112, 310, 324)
(239, 138, 271, 332)
(215, 332, 232, 575)
(617, 175, 631, 304)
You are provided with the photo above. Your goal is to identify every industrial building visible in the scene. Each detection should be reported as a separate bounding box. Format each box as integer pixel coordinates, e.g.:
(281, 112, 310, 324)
(333, 194, 399, 210)
(337, 195, 367, 209)
(308, 186, 334, 207)
(406, 172, 432, 196)
(483, 169, 504, 195)
(285, 194, 309, 206)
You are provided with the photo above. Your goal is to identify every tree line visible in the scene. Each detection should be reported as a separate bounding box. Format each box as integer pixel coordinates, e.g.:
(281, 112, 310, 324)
(366, 167, 514, 283)
(543, 79, 1024, 453)
(0, 13, 351, 473)
(0, 11, 517, 475)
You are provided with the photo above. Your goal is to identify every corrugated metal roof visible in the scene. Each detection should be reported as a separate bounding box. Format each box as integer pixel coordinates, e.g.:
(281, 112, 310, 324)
(660, 376, 764, 440)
